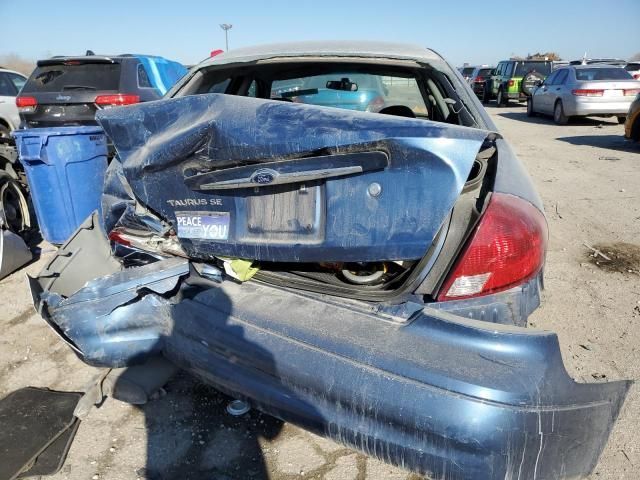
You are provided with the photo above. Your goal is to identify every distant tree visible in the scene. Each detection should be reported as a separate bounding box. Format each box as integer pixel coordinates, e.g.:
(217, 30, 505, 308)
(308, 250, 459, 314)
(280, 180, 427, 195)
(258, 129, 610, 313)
(0, 54, 36, 76)
(527, 52, 562, 61)
(630, 52, 640, 61)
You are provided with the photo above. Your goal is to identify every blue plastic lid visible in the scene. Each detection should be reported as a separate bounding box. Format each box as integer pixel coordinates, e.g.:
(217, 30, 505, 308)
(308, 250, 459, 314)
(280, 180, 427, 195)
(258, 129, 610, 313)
(12, 125, 105, 138)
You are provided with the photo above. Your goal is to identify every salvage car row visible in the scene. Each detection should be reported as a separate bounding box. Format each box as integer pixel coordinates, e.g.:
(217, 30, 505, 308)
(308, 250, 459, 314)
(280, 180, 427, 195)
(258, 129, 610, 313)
(459, 59, 640, 133)
(1, 42, 638, 479)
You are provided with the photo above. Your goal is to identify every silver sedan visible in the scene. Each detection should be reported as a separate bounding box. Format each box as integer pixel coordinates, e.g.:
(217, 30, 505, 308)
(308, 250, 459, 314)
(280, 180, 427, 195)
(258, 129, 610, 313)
(527, 65, 640, 124)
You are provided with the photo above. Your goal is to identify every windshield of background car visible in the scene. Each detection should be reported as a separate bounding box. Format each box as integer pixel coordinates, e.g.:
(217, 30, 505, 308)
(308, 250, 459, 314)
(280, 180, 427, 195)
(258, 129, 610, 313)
(271, 73, 428, 116)
(461, 67, 475, 76)
(624, 63, 640, 72)
(575, 68, 634, 81)
(22, 63, 121, 93)
(515, 62, 551, 76)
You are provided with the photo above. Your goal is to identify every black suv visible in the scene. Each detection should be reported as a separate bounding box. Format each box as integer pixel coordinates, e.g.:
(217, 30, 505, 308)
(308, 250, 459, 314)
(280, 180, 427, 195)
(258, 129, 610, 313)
(16, 54, 186, 128)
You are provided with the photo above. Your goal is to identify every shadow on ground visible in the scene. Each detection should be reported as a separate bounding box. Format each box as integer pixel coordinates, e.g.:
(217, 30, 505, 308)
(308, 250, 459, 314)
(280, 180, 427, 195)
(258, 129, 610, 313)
(493, 110, 623, 127)
(139, 373, 283, 480)
(555, 134, 640, 153)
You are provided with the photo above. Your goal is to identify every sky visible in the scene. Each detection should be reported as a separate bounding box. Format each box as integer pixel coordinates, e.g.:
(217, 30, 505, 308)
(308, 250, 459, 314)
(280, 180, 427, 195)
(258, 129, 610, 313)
(1, 0, 639, 67)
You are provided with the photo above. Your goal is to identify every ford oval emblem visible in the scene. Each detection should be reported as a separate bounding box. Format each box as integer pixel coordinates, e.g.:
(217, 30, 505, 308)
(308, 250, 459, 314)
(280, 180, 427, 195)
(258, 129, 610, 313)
(252, 169, 277, 185)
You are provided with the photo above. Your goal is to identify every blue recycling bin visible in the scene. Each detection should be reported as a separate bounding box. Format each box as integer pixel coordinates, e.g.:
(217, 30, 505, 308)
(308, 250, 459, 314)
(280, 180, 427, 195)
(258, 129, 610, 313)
(13, 126, 108, 244)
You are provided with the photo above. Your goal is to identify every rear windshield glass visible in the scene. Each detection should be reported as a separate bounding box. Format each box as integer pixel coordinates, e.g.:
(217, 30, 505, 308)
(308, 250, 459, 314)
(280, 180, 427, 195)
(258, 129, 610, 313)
(477, 68, 492, 78)
(461, 68, 475, 76)
(624, 63, 640, 71)
(271, 73, 428, 116)
(515, 62, 552, 76)
(575, 68, 633, 81)
(22, 63, 121, 93)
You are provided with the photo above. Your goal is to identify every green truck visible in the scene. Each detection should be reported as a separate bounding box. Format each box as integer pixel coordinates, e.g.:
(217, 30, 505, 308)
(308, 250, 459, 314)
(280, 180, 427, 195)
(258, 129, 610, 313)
(483, 60, 553, 106)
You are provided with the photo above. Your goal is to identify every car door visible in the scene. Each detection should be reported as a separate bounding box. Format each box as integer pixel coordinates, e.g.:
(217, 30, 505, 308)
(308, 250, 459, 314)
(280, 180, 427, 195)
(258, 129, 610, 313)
(0, 72, 21, 133)
(536, 70, 558, 114)
(491, 63, 504, 96)
(551, 69, 570, 108)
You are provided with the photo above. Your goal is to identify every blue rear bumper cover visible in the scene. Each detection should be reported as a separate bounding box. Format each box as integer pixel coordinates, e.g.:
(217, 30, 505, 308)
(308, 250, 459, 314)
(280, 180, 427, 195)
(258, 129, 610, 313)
(30, 218, 630, 480)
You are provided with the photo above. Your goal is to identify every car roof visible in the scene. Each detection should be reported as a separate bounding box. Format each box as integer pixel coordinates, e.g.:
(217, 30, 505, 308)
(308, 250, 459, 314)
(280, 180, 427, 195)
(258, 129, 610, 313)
(571, 64, 625, 69)
(198, 41, 442, 68)
(500, 59, 551, 63)
(0, 68, 26, 77)
(36, 54, 173, 66)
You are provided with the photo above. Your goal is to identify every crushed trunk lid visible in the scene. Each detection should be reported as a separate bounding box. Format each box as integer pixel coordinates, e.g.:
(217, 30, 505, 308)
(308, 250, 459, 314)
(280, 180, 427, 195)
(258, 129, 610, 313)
(97, 94, 493, 263)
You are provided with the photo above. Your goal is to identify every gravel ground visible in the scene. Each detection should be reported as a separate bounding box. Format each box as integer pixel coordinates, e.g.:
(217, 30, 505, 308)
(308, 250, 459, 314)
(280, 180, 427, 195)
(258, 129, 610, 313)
(0, 104, 638, 479)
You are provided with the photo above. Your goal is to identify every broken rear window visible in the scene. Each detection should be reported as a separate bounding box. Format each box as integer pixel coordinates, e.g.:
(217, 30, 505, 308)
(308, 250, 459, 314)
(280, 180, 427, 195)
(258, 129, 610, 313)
(271, 73, 428, 116)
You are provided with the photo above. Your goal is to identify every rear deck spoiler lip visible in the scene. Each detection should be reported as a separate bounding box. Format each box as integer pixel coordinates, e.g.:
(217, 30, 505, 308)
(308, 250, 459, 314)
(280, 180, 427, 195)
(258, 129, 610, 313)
(37, 57, 117, 67)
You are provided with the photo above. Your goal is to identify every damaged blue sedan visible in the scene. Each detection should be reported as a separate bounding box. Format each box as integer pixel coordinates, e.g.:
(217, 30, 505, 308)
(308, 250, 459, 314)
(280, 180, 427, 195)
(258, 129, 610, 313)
(29, 42, 629, 479)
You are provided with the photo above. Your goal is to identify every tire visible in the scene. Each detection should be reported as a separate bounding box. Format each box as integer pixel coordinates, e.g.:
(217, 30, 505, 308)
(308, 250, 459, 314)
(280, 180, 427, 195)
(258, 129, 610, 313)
(521, 72, 545, 97)
(553, 101, 569, 125)
(617, 116, 626, 125)
(0, 124, 10, 139)
(0, 170, 32, 233)
(631, 117, 640, 141)
(526, 97, 536, 117)
(481, 81, 492, 104)
(496, 88, 506, 107)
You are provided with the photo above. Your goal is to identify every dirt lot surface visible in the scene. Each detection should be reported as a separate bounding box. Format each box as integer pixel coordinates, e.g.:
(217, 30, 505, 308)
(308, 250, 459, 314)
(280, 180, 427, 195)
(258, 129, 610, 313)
(1, 104, 639, 479)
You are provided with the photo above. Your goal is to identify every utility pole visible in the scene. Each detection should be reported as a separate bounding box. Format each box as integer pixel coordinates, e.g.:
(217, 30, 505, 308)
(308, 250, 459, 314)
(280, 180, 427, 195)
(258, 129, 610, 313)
(220, 24, 233, 51)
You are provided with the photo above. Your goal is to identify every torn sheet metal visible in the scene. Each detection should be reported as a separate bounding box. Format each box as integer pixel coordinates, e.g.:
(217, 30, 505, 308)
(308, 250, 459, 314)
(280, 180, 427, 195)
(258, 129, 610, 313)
(29, 220, 630, 479)
(96, 94, 494, 263)
(0, 229, 32, 280)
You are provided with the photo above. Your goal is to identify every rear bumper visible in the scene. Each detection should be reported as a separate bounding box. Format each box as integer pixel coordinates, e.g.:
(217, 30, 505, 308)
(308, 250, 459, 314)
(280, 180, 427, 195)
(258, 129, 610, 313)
(564, 96, 634, 117)
(30, 215, 630, 480)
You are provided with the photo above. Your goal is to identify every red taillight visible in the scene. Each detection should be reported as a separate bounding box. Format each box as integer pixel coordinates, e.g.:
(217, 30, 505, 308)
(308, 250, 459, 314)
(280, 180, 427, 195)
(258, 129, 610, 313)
(16, 96, 37, 113)
(108, 229, 132, 246)
(623, 88, 640, 96)
(437, 193, 547, 301)
(572, 89, 604, 96)
(507, 79, 515, 87)
(366, 95, 385, 113)
(473, 76, 484, 83)
(95, 94, 140, 107)
(633, 74, 640, 80)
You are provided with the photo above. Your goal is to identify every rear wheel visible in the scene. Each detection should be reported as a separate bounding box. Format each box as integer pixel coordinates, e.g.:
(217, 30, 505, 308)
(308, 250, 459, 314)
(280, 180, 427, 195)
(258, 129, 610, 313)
(632, 117, 640, 141)
(553, 101, 569, 125)
(496, 89, 506, 107)
(481, 83, 491, 104)
(0, 171, 31, 233)
(0, 124, 10, 139)
(617, 116, 626, 125)
(521, 72, 545, 97)
(526, 97, 536, 117)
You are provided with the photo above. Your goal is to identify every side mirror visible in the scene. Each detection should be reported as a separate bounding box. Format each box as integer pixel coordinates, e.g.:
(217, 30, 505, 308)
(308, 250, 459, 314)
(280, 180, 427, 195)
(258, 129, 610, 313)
(535, 80, 543, 87)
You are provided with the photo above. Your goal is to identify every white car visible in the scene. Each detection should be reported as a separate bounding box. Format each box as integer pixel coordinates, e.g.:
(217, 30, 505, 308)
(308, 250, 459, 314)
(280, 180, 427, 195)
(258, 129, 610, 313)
(527, 65, 640, 124)
(0, 68, 27, 138)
